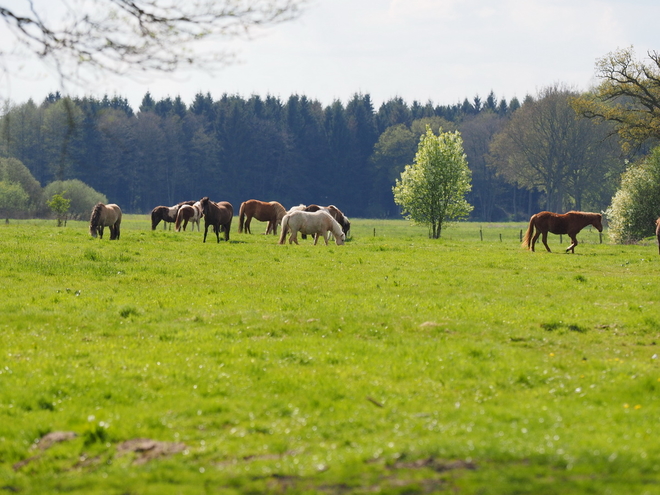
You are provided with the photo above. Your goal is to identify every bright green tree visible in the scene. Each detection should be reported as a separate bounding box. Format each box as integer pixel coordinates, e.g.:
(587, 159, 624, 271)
(606, 146, 660, 243)
(47, 193, 72, 226)
(393, 125, 473, 238)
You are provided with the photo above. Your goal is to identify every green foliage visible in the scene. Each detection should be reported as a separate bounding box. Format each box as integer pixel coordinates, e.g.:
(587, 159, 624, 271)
(606, 146, 660, 243)
(47, 193, 71, 226)
(393, 125, 473, 238)
(43, 180, 107, 220)
(0, 157, 44, 212)
(0, 217, 657, 494)
(0, 181, 29, 220)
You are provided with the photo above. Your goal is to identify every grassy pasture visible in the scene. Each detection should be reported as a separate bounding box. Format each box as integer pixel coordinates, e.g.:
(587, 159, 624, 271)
(1, 216, 659, 494)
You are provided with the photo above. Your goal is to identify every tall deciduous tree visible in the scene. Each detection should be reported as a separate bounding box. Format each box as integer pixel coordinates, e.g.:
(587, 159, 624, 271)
(572, 47, 660, 146)
(489, 85, 621, 212)
(393, 125, 472, 238)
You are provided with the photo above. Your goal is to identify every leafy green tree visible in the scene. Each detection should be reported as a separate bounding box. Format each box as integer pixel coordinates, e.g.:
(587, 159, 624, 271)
(393, 125, 473, 238)
(47, 193, 72, 226)
(606, 146, 660, 243)
(0, 181, 30, 221)
(44, 180, 107, 220)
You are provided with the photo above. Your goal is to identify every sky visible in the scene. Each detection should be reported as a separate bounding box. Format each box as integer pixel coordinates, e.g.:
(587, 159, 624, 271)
(1, 0, 659, 111)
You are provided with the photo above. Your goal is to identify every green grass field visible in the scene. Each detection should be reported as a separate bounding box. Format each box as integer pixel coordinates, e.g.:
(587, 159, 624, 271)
(1, 216, 659, 494)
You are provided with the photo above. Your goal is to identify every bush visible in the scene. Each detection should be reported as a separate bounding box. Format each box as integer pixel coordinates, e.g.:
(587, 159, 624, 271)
(606, 146, 660, 243)
(0, 157, 44, 214)
(43, 180, 107, 220)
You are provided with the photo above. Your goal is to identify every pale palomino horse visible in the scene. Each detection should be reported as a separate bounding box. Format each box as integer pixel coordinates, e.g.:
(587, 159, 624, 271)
(89, 203, 122, 240)
(175, 201, 203, 232)
(278, 210, 345, 246)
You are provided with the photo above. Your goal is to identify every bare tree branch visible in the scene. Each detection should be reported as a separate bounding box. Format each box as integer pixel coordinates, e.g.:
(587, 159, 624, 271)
(0, 0, 306, 84)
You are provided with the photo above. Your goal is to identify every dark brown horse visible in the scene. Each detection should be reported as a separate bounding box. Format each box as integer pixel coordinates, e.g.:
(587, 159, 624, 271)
(200, 197, 233, 243)
(151, 201, 194, 230)
(89, 203, 122, 240)
(303, 204, 351, 238)
(522, 211, 603, 253)
(238, 199, 286, 235)
(656, 217, 660, 255)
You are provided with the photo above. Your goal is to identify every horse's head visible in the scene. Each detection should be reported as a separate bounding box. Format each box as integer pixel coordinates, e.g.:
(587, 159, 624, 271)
(335, 232, 346, 246)
(89, 203, 102, 237)
(200, 197, 210, 215)
(593, 213, 603, 232)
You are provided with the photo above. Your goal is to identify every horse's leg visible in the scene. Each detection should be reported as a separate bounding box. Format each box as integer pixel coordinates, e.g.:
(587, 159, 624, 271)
(566, 235, 578, 253)
(245, 216, 251, 235)
(322, 231, 329, 245)
(203, 223, 209, 243)
(541, 232, 551, 252)
(98, 226, 104, 239)
(290, 230, 299, 245)
(215, 225, 221, 243)
(530, 230, 540, 252)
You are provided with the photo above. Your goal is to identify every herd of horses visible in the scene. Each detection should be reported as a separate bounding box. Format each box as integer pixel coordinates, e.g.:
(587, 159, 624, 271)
(147, 197, 350, 245)
(89, 201, 660, 254)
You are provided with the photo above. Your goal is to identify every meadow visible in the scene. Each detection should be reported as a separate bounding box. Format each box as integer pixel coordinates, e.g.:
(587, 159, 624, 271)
(0, 216, 659, 494)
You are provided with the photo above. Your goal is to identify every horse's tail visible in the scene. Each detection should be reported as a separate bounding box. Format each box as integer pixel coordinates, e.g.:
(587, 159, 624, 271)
(522, 215, 535, 249)
(278, 215, 289, 244)
(238, 202, 246, 233)
(175, 210, 183, 232)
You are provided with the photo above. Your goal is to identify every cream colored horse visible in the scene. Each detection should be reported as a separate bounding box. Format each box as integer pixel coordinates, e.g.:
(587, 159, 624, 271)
(278, 210, 345, 246)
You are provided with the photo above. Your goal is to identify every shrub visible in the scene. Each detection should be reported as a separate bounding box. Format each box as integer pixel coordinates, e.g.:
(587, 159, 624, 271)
(606, 146, 660, 243)
(43, 180, 107, 220)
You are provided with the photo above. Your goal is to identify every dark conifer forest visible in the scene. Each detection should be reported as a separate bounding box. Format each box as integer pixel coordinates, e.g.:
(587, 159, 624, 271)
(1, 90, 541, 220)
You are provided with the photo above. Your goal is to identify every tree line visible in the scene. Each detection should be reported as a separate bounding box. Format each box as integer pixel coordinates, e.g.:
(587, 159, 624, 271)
(0, 84, 644, 221)
(0, 90, 524, 220)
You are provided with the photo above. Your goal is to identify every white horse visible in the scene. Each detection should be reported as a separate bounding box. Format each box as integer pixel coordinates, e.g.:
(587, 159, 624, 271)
(278, 210, 345, 246)
(175, 201, 203, 232)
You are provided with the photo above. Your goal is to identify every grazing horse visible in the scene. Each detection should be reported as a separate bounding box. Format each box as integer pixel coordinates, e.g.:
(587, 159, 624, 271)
(238, 199, 287, 235)
(656, 217, 660, 255)
(199, 197, 233, 243)
(151, 201, 194, 230)
(304, 204, 351, 237)
(522, 211, 603, 253)
(278, 210, 345, 246)
(89, 203, 122, 240)
(175, 201, 203, 232)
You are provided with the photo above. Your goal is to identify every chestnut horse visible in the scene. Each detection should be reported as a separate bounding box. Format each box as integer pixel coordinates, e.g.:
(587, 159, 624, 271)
(656, 217, 660, 255)
(151, 201, 194, 230)
(89, 203, 122, 240)
(238, 199, 286, 235)
(175, 201, 203, 232)
(522, 211, 603, 253)
(278, 210, 345, 246)
(199, 197, 233, 243)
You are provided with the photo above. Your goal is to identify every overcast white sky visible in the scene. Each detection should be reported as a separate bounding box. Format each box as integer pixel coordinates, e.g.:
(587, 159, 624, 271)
(1, 0, 658, 110)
